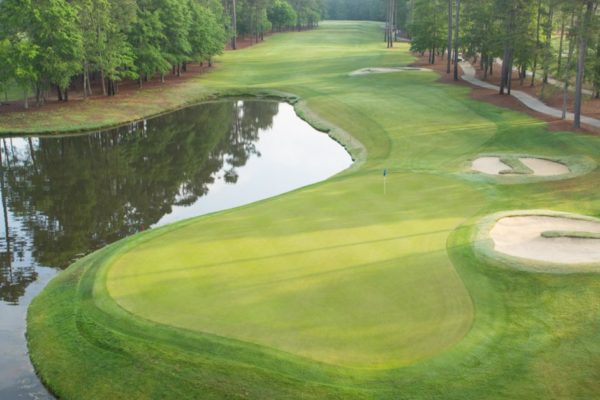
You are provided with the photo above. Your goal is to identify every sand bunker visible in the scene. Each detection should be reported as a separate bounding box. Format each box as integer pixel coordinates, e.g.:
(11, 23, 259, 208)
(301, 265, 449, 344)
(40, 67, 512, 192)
(471, 156, 569, 177)
(471, 157, 512, 175)
(490, 214, 600, 264)
(349, 67, 431, 76)
(519, 157, 570, 176)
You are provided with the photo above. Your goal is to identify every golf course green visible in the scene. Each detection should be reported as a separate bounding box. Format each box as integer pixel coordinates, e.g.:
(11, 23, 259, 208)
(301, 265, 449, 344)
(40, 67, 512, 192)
(28, 21, 600, 399)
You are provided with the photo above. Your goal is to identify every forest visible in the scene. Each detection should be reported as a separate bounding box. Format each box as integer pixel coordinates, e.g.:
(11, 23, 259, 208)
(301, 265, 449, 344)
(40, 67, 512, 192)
(392, 0, 600, 129)
(0, 0, 324, 108)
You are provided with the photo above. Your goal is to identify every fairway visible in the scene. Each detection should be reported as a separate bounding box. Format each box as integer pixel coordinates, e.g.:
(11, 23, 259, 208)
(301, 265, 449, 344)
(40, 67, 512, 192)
(28, 21, 600, 399)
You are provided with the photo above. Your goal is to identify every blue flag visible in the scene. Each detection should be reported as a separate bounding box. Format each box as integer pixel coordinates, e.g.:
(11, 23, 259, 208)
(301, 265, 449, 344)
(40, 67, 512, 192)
(383, 168, 387, 177)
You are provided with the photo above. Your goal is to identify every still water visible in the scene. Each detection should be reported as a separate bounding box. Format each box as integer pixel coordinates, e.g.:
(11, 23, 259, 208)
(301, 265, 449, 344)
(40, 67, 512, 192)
(0, 100, 352, 399)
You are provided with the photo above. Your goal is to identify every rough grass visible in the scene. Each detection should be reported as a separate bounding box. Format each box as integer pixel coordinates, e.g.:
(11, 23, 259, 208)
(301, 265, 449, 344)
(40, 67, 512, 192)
(499, 156, 533, 175)
(28, 21, 600, 399)
(542, 230, 600, 239)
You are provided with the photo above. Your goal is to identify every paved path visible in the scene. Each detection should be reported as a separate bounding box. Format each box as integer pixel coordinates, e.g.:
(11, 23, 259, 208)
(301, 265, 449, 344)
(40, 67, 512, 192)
(491, 57, 594, 96)
(525, 71, 594, 97)
(460, 61, 600, 129)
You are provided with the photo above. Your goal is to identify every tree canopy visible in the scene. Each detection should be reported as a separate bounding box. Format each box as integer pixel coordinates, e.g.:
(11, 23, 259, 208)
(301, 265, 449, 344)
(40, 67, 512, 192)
(0, 0, 323, 107)
(402, 0, 600, 128)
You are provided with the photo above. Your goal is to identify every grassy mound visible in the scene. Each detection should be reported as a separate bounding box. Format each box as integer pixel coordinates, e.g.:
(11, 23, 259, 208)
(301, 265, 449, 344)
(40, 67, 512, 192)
(542, 230, 600, 239)
(28, 21, 600, 399)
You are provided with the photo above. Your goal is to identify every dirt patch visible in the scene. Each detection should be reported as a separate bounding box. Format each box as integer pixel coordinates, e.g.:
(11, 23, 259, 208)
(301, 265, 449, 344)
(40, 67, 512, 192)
(490, 214, 600, 264)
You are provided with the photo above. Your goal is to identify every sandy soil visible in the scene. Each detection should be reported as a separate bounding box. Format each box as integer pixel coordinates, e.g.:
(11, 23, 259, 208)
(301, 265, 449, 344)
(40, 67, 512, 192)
(490, 215, 600, 264)
(519, 157, 569, 176)
(349, 67, 431, 76)
(471, 156, 570, 176)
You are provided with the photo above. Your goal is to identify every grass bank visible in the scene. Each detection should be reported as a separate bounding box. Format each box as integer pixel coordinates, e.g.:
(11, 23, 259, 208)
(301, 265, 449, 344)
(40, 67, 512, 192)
(28, 21, 600, 399)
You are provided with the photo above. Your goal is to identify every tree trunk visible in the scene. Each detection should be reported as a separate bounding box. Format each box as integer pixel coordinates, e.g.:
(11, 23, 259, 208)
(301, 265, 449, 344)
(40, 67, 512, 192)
(83, 61, 88, 99)
(231, 0, 237, 50)
(541, 6, 554, 99)
(384, 0, 389, 43)
(507, 53, 514, 94)
(500, 8, 515, 94)
(530, 0, 542, 86)
(483, 54, 489, 80)
(557, 15, 566, 76)
(542, 6, 554, 85)
(23, 89, 28, 109)
(101, 69, 107, 96)
(574, 1, 594, 129)
(387, 0, 394, 48)
(447, 0, 452, 73)
(562, 12, 576, 120)
(453, 0, 460, 81)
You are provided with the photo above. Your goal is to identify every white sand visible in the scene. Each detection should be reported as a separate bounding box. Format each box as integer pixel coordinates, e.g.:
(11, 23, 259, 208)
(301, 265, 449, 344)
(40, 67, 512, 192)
(471, 157, 511, 175)
(471, 156, 569, 177)
(349, 67, 431, 76)
(519, 157, 569, 176)
(490, 215, 600, 264)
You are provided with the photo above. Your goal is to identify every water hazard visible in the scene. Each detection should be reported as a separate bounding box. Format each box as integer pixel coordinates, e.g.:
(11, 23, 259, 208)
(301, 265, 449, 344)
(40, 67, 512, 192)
(0, 100, 352, 398)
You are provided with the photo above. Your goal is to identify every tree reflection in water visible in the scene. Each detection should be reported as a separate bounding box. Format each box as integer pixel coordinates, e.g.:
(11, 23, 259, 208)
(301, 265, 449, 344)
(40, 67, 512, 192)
(0, 100, 279, 303)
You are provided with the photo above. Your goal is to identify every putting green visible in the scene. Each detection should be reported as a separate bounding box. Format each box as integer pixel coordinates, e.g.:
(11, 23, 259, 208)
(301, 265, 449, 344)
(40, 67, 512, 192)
(107, 173, 478, 367)
(28, 21, 600, 399)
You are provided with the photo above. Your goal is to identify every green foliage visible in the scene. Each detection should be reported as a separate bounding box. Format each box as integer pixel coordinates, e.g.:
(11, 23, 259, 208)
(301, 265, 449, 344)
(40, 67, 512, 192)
(0, 0, 81, 98)
(129, 6, 171, 79)
(409, 0, 446, 54)
(0, 0, 236, 103)
(268, 0, 298, 30)
(189, 2, 227, 62)
(324, 0, 385, 21)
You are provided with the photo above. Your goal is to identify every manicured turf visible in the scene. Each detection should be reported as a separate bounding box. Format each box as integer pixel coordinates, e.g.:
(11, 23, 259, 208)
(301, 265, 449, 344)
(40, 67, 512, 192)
(28, 21, 600, 399)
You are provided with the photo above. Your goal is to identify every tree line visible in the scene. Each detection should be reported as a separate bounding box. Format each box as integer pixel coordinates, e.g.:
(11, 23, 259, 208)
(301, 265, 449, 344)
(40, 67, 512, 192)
(0, 0, 323, 108)
(403, 0, 600, 129)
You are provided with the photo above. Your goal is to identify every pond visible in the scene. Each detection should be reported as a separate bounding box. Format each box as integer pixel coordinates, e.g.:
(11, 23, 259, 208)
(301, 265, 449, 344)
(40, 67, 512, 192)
(0, 100, 352, 399)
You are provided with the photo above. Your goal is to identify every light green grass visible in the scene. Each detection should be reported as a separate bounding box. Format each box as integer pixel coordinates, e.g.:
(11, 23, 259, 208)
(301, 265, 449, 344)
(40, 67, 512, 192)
(542, 230, 600, 239)
(28, 21, 600, 399)
(499, 156, 532, 175)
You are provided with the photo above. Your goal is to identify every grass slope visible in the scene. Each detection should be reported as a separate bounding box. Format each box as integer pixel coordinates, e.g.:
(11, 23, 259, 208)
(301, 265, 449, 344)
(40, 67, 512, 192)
(28, 21, 600, 399)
